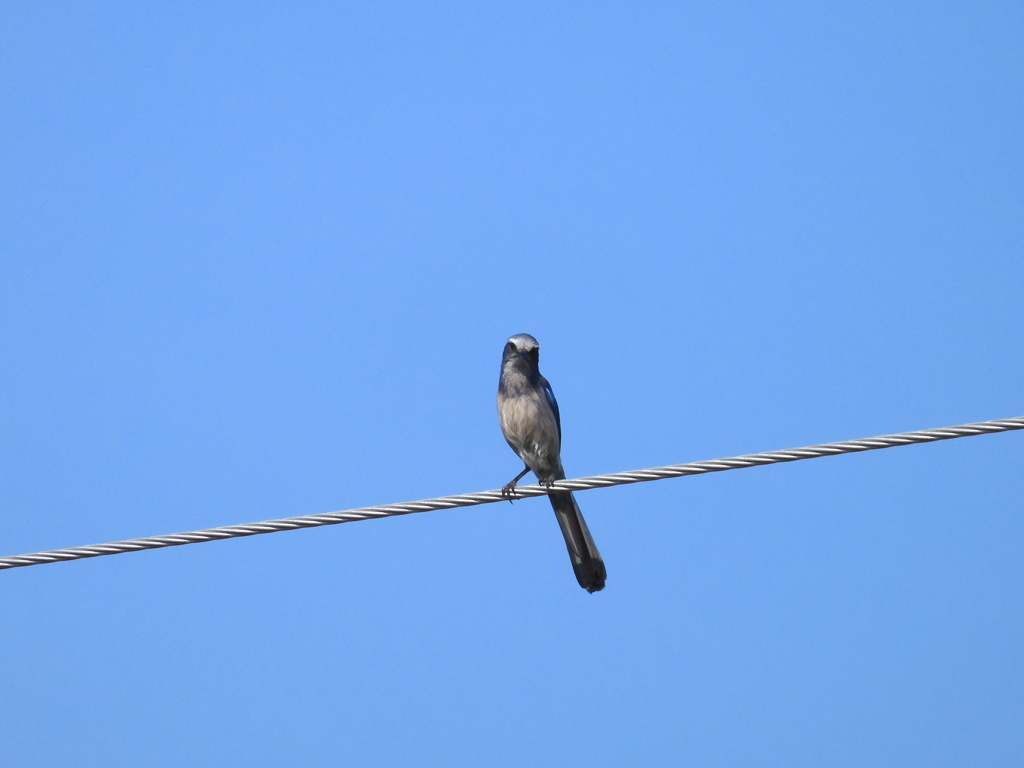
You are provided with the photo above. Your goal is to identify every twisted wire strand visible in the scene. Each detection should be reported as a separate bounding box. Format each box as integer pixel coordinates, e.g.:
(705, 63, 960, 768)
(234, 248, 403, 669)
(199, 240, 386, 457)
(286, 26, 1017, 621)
(2, 415, 1021, 572)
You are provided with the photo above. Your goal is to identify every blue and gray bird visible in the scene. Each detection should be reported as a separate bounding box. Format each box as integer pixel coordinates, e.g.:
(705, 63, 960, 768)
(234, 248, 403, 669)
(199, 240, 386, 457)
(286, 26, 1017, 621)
(497, 333, 606, 593)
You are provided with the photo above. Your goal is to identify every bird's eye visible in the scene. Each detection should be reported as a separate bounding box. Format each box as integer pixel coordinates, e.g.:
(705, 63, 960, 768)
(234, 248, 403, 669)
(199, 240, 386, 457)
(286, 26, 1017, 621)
(506, 342, 517, 353)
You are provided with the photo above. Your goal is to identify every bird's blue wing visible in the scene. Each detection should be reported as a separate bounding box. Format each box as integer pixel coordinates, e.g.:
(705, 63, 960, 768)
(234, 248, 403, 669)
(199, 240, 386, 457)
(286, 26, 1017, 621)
(540, 376, 561, 443)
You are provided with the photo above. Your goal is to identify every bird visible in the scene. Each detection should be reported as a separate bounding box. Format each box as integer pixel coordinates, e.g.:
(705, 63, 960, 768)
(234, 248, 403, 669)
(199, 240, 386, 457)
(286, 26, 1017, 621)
(496, 333, 606, 593)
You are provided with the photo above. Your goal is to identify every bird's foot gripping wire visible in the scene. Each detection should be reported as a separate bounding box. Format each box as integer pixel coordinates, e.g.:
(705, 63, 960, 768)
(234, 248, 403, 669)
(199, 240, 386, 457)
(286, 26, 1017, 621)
(531, 468, 559, 489)
(501, 465, 532, 502)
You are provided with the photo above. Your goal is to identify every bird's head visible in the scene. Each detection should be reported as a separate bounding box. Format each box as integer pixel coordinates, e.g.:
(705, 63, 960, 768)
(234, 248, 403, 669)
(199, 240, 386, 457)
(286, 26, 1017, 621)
(502, 333, 540, 371)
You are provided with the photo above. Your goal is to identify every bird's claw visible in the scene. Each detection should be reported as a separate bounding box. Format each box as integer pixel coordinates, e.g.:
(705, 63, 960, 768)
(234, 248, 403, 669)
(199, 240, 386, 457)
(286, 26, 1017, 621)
(501, 482, 519, 501)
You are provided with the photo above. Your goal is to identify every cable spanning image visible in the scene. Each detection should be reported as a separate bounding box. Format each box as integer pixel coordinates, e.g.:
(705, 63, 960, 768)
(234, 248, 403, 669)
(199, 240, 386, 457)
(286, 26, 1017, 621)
(0, 415, 1021, 572)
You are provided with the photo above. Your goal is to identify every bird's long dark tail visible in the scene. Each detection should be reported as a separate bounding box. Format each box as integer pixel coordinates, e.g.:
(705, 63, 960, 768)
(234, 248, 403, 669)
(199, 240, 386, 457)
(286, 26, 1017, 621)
(548, 468, 606, 593)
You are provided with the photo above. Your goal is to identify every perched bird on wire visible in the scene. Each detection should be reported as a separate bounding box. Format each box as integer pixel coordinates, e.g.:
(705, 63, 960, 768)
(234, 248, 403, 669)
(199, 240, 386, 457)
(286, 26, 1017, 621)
(497, 333, 606, 593)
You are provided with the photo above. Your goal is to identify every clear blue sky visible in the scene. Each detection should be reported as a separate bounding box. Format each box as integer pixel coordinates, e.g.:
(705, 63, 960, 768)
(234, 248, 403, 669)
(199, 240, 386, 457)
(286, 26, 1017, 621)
(2, 2, 1022, 765)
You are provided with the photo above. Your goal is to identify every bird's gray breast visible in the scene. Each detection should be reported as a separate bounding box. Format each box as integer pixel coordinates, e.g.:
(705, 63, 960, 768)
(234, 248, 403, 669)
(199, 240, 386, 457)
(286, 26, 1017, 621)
(497, 383, 562, 477)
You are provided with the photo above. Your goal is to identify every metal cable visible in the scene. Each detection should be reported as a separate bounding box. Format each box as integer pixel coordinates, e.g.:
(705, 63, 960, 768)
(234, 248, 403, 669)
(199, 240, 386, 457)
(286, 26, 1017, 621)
(2, 415, 1022, 571)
